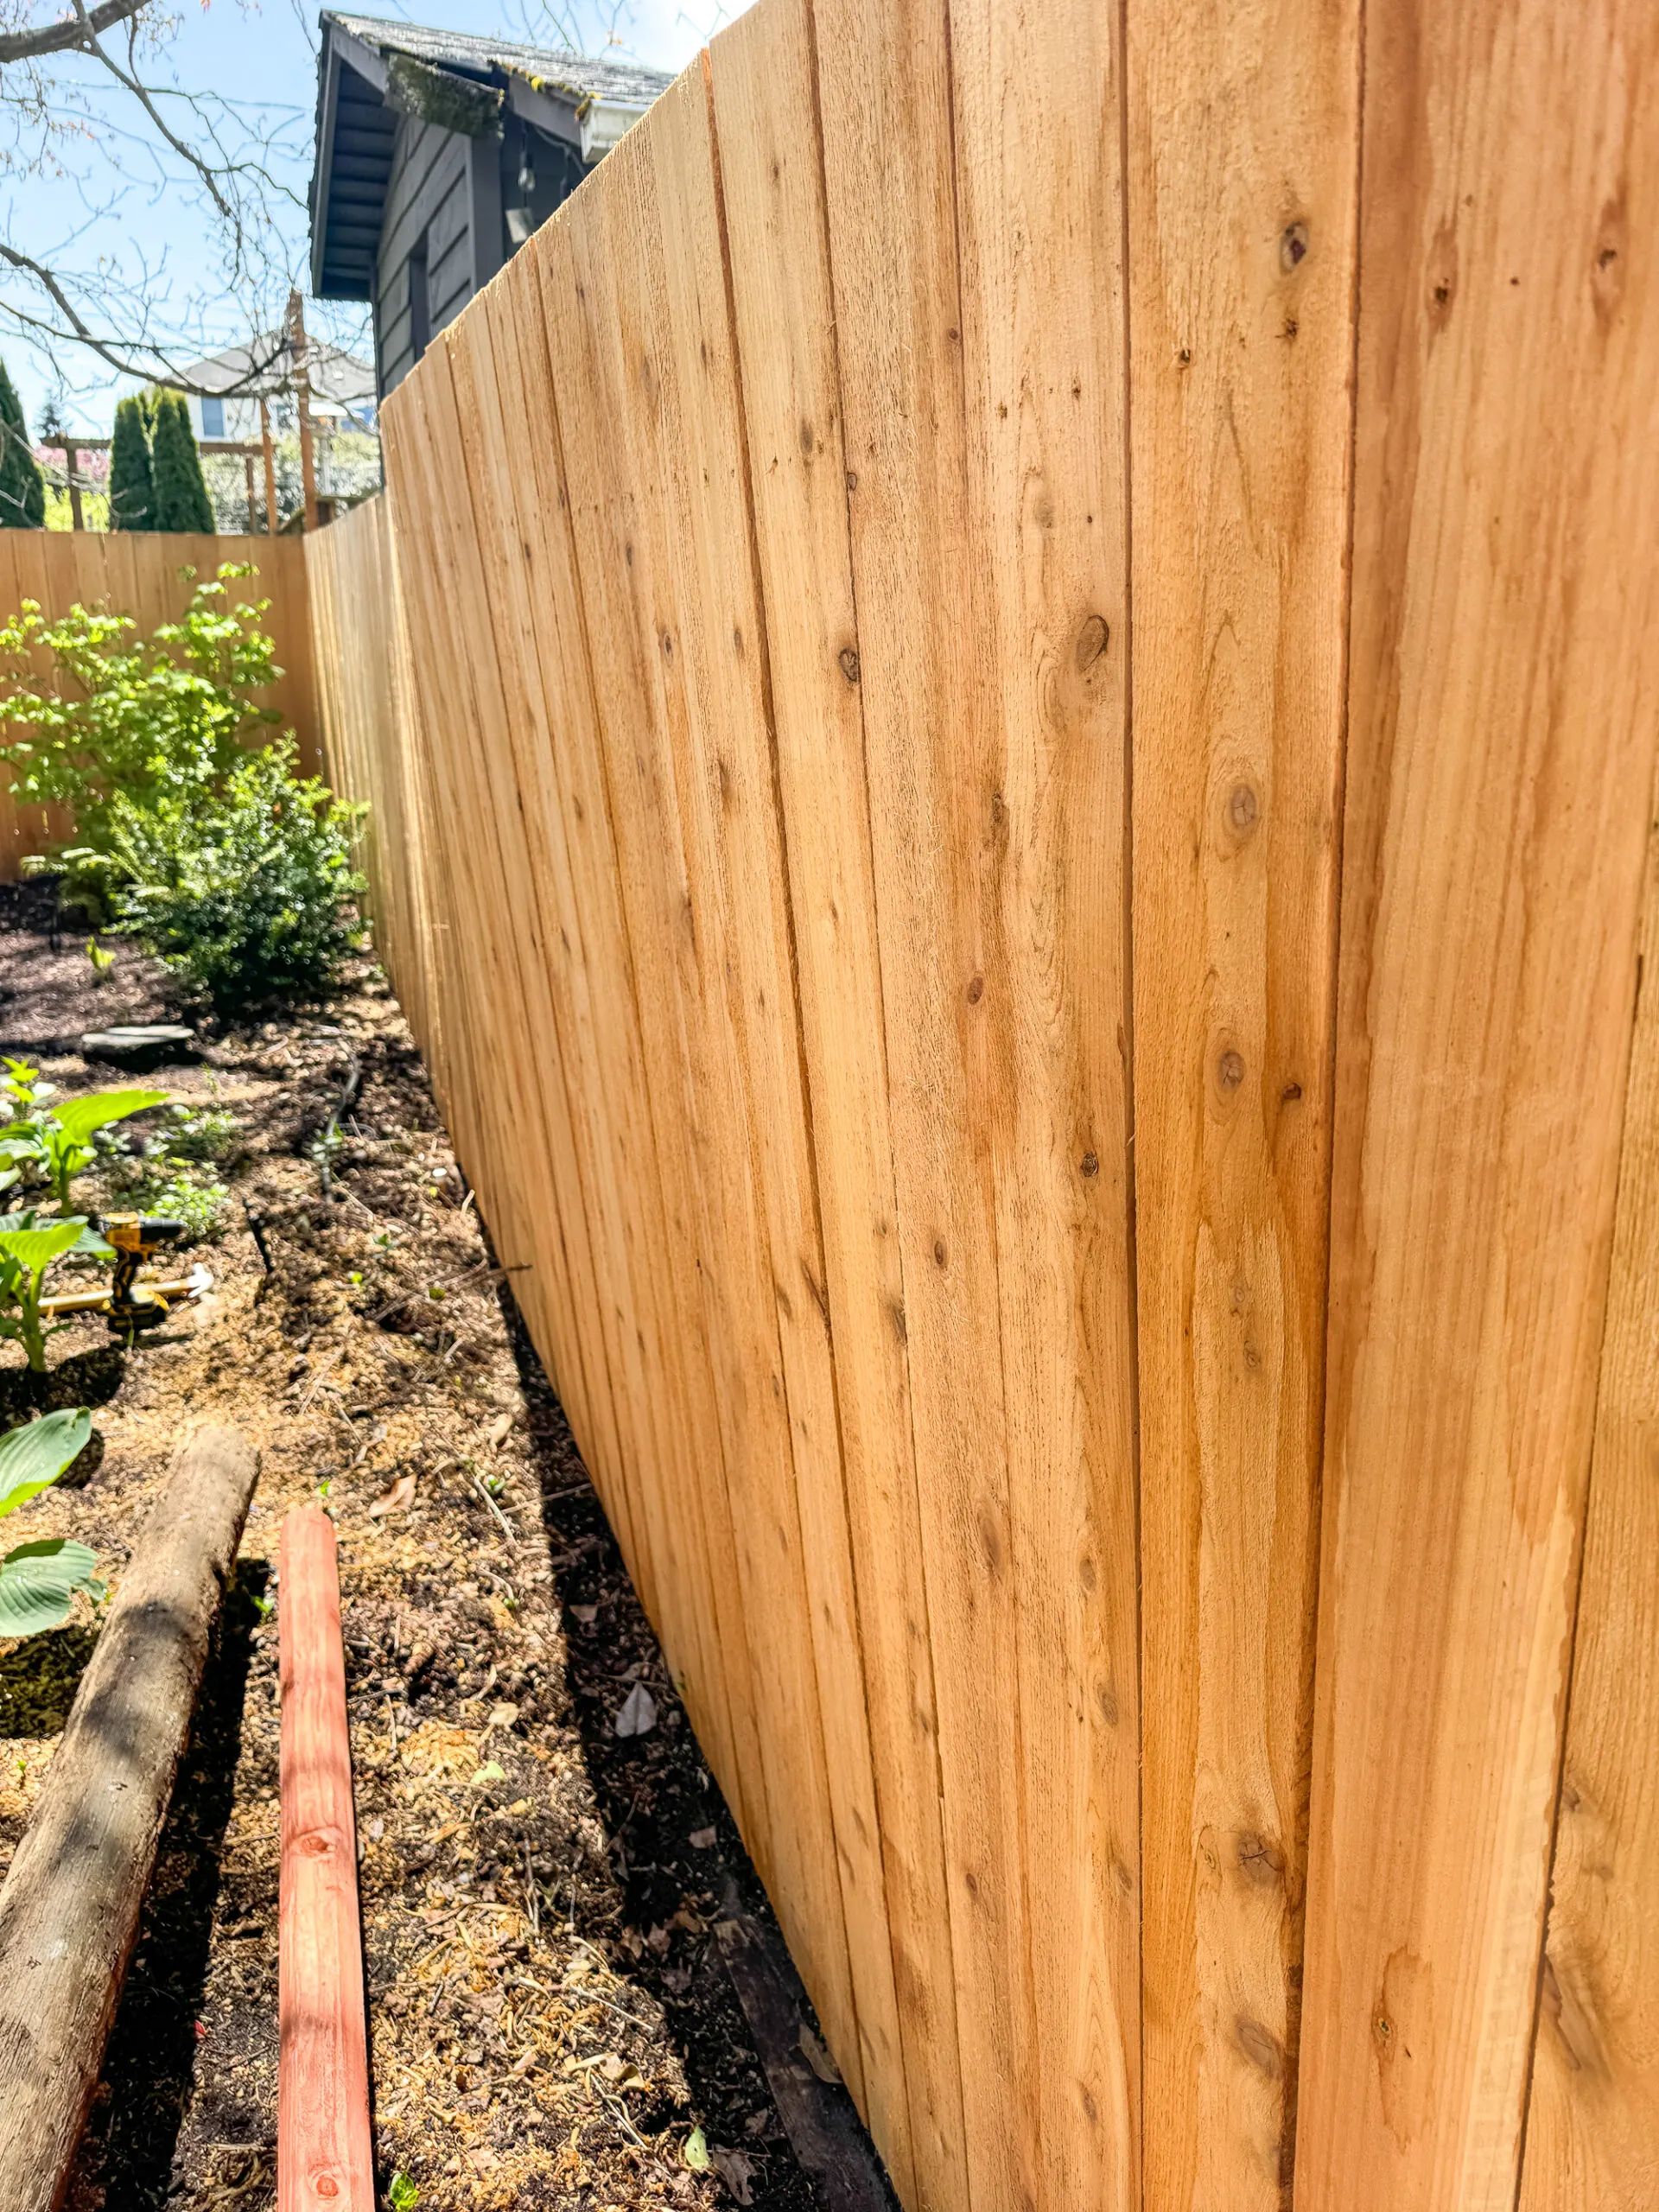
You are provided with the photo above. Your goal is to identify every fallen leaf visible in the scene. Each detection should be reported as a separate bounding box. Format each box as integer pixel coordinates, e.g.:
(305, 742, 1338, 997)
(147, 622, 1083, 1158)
(469, 1761, 505, 1787)
(710, 2145, 755, 2204)
(486, 1701, 520, 1732)
(569, 1603, 597, 1626)
(613, 1682, 657, 1738)
(683, 2126, 711, 2173)
(689, 1827, 717, 1850)
(798, 2023, 841, 2084)
(369, 1471, 417, 1518)
(486, 1413, 512, 1451)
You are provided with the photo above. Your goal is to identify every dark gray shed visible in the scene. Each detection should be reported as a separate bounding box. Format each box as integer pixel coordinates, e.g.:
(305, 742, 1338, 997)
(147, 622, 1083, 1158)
(308, 13, 671, 401)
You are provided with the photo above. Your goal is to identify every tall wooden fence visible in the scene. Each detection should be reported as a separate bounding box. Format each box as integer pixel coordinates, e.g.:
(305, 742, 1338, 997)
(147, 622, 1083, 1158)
(306, 0, 1659, 2204)
(0, 533, 319, 878)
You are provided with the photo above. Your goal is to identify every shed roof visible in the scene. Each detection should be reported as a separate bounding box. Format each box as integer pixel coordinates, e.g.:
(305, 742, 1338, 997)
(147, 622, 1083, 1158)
(322, 13, 672, 109)
(309, 10, 673, 301)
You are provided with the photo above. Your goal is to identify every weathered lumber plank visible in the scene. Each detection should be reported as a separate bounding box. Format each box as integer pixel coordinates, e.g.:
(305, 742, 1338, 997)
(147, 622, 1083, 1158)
(0, 1425, 259, 2212)
(277, 1504, 374, 2212)
(1295, 0, 1659, 2202)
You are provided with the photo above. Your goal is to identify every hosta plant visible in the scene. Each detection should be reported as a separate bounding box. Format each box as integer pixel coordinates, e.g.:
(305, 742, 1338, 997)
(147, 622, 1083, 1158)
(0, 1213, 114, 1371)
(0, 1407, 103, 1638)
(0, 1061, 165, 1207)
(32, 1088, 168, 1209)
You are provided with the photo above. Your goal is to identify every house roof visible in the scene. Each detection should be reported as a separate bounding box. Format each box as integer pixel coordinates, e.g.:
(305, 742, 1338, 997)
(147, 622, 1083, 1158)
(181, 333, 377, 410)
(309, 10, 673, 301)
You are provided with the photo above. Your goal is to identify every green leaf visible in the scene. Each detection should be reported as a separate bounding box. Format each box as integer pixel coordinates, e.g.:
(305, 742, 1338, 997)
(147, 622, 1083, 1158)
(388, 2175, 422, 2210)
(47, 1090, 167, 1147)
(683, 2126, 711, 2173)
(0, 1217, 93, 1275)
(0, 1408, 92, 1519)
(0, 1537, 99, 1637)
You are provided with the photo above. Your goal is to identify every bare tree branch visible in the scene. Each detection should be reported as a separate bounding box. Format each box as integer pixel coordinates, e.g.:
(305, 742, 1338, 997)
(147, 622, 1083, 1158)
(0, 0, 145, 66)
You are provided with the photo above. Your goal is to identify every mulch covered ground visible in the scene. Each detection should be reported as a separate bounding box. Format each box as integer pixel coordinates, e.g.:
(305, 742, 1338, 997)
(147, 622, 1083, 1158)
(0, 881, 838, 2212)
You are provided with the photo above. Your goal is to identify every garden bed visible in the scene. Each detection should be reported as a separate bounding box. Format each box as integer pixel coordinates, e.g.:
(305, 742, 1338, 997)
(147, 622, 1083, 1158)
(0, 881, 831, 2212)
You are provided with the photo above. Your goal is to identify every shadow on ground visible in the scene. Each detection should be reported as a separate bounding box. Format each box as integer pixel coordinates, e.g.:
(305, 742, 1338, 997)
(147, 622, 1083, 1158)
(499, 1285, 893, 2212)
(70, 1560, 269, 2211)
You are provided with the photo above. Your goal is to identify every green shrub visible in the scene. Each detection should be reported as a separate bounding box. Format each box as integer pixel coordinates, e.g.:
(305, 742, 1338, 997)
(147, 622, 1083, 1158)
(149, 390, 214, 534)
(0, 359, 44, 530)
(67, 738, 365, 1013)
(109, 394, 156, 531)
(0, 563, 281, 846)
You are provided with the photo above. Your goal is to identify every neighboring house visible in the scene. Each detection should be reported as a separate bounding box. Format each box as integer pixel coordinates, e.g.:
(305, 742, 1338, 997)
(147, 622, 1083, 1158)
(179, 335, 378, 442)
(308, 14, 672, 403)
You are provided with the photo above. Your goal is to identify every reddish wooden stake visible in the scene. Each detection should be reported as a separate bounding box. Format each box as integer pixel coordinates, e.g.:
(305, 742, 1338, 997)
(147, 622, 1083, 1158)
(279, 1505, 375, 2212)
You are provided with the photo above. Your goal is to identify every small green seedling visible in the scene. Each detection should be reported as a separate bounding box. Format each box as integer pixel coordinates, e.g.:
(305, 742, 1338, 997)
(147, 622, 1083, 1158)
(387, 2176, 421, 2210)
(0, 1407, 103, 1637)
(2, 1058, 54, 1122)
(86, 938, 114, 975)
(0, 1212, 114, 1370)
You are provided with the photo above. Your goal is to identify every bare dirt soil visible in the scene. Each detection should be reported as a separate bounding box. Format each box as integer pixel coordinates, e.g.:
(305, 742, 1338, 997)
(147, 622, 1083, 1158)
(0, 882, 841, 2212)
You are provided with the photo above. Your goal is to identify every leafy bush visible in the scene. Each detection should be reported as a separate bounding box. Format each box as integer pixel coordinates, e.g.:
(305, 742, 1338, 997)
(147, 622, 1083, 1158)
(0, 563, 281, 846)
(0, 1408, 102, 1638)
(66, 738, 365, 1012)
(0, 359, 44, 530)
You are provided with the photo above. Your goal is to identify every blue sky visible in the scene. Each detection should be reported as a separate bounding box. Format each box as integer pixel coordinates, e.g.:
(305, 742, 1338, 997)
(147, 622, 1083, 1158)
(7, 0, 749, 434)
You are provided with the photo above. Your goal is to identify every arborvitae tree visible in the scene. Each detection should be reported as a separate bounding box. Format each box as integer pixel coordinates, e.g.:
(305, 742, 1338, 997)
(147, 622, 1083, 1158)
(149, 389, 214, 533)
(0, 359, 45, 528)
(108, 394, 156, 531)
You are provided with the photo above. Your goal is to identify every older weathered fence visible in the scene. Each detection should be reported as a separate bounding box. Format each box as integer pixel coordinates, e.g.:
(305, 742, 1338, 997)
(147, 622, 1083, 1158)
(0, 533, 319, 878)
(307, 0, 1659, 2205)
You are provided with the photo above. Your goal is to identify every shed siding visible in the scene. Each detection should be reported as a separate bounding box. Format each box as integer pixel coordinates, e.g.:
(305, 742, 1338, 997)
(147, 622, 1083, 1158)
(376, 115, 473, 397)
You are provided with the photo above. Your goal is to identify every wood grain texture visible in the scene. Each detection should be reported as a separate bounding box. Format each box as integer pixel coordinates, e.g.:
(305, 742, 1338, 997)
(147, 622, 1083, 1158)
(306, 499, 438, 1059)
(540, 67, 869, 2094)
(0, 1427, 257, 2212)
(1517, 783, 1659, 2212)
(808, 2, 1045, 2206)
(278, 1505, 375, 2212)
(1295, 0, 1659, 2204)
(0, 532, 319, 877)
(707, 2, 954, 2196)
(947, 1, 1141, 2206)
(1125, 0, 1359, 2203)
(381, 362, 602, 1471)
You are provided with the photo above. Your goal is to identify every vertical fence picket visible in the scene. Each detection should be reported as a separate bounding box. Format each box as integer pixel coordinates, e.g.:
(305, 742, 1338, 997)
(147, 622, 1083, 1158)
(1296, 0, 1659, 2203)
